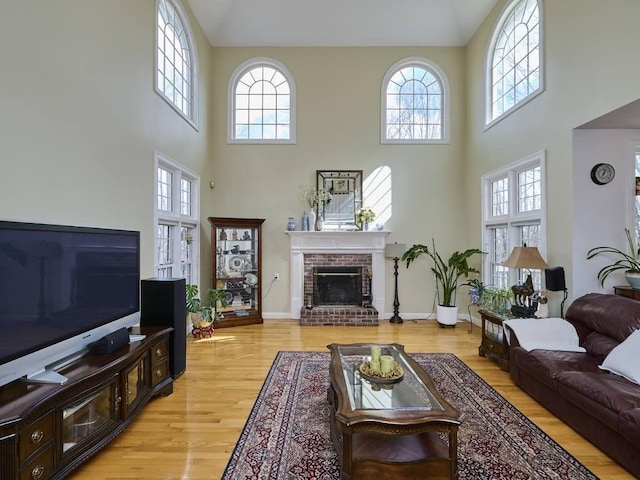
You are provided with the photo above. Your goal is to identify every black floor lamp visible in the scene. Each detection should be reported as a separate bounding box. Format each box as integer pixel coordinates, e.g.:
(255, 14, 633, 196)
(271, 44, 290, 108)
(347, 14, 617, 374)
(385, 242, 406, 324)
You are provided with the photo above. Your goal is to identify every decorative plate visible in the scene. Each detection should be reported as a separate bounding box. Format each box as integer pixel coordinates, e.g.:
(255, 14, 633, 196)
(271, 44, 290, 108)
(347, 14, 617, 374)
(244, 273, 258, 286)
(229, 256, 244, 271)
(358, 361, 404, 384)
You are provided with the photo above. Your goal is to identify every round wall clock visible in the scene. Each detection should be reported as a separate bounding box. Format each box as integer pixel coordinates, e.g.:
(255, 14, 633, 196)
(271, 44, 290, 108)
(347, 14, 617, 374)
(590, 163, 615, 185)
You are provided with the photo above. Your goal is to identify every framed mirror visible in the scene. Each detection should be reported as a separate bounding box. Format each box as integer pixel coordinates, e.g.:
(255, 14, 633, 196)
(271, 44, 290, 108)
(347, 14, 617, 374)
(316, 170, 363, 229)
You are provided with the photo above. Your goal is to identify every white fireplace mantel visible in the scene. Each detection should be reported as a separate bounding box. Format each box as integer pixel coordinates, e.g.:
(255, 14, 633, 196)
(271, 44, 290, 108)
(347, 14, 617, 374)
(287, 231, 390, 319)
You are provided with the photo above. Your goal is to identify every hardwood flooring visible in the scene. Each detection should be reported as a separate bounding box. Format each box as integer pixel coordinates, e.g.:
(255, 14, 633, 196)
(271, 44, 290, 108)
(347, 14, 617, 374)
(70, 318, 634, 479)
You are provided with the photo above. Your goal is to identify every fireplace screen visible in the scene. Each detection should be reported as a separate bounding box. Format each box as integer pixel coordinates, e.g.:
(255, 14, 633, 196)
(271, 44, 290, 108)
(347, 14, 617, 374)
(313, 266, 362, 306)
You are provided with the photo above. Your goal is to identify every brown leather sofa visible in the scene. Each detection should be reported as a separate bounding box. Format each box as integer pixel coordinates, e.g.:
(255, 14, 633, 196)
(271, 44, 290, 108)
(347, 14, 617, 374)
(507, 293, 640, 477)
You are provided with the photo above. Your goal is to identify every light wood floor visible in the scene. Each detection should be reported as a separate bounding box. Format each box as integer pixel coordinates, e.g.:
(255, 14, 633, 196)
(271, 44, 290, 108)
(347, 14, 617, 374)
(70, 318, 634, 479)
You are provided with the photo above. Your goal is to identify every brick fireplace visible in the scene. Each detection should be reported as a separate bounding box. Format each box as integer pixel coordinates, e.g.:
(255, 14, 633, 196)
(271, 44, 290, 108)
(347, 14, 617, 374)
(287, 231, 389, 325)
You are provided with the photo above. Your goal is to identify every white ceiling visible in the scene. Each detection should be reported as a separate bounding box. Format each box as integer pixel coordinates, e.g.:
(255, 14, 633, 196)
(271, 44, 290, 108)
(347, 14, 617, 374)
(186, 0, 500, 47)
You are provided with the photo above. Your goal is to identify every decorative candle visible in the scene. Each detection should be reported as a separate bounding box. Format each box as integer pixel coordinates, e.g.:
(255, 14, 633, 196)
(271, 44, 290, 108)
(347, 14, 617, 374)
(380, 355, 394, 374)
(369, 359, 380, 374)
(370, 346, 381, 363)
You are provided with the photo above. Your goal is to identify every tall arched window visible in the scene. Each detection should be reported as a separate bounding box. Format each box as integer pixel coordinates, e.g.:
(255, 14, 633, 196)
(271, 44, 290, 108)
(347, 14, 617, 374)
(486, 0, 542, 126)
(381, 57, 449, 144)
(229, 58, 295, 143)
(156, 0, 198, 127)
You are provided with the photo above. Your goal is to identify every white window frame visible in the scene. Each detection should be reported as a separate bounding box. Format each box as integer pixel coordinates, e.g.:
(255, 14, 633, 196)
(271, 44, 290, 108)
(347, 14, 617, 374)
(381, 57, 450, 144)
(155, 0, 199, 130)
(154, 152, 200, 285)
(228, 57, 296, 144)
(485, 0, 544, 129)
(481, 151, 547, 289)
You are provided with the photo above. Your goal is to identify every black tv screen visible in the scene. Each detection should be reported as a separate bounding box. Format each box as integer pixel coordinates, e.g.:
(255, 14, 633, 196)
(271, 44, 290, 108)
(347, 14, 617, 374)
(0, 221, 140, 370)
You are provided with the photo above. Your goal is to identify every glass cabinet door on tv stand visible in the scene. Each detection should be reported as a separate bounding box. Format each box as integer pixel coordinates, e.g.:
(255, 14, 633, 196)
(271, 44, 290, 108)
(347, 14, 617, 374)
(208, 217, 265, 327)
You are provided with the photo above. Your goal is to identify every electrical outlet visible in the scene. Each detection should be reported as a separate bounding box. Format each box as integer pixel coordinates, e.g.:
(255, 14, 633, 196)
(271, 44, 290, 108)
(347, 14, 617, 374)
(274, 273, 280, 280)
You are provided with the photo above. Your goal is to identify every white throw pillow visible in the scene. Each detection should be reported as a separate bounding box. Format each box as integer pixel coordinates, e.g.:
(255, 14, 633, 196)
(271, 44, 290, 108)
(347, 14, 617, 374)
(600, 329, 640, 385)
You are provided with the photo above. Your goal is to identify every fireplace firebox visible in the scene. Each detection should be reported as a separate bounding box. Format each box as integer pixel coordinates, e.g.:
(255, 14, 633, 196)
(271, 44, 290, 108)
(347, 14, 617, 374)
(313, 266, 362, 306)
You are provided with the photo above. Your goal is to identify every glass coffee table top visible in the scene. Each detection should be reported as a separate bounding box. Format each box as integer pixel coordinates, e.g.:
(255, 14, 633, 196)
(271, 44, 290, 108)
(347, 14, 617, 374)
(333, 343, 444, 412)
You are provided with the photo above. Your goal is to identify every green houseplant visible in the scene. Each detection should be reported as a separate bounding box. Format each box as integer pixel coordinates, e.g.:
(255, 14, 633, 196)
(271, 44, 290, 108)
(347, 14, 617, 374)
(186, 284, 228, 327)
(462, 278, 485, 305)
(481, 286, 514, 315)
(402, 239, 484, 326)
(586, 228, 640, 288)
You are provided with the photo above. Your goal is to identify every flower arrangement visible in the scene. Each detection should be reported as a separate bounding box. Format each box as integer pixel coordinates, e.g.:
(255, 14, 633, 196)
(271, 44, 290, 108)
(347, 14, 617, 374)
(298, 184, 332, 209)
(356, 207, 376, 226)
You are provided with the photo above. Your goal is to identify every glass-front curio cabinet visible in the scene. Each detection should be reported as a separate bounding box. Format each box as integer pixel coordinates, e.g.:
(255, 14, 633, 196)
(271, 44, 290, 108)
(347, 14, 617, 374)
(208, 217, 265, 327)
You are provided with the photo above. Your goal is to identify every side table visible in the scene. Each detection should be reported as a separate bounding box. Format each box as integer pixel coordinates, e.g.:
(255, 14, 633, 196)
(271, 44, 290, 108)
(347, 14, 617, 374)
(478, 309, 510, 372)
(614, 285, 640, 301)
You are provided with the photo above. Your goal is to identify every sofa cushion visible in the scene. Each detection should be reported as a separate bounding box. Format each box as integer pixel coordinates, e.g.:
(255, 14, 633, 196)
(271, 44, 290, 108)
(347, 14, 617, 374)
(555, 371, 640, 413)
(619, 408, 640, 446)
(513, 349, 600, 389)
(581, 331, 619, 359)
(565, 293, 640, 342)
(600, 329, 640, 385)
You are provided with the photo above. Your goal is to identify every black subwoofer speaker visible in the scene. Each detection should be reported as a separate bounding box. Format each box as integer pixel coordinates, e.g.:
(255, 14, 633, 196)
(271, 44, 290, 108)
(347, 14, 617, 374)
(141, 278, 187, 378)
(545, 267, 566, 292)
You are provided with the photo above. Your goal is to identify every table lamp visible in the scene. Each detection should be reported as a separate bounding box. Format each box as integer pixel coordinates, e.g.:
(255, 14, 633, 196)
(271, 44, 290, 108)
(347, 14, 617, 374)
(503, 245, 549, 317)
(385, 242, 406, 324)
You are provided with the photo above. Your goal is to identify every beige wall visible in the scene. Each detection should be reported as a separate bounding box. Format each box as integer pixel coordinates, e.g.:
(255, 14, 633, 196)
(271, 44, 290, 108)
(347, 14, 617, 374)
(206, 47, 468, 316)
(464, 0, 640, 312)
(0, 0, 212, 280)
(5, 0, 639, 318)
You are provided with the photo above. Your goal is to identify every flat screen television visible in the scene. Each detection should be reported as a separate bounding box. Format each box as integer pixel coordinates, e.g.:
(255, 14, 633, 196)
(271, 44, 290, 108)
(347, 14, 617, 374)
(0, 220, 140, 388)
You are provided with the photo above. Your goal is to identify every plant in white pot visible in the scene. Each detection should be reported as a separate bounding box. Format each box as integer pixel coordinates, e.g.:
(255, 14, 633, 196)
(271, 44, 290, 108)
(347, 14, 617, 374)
(586, 228, 640, 288)
(402, 239, 484, 327)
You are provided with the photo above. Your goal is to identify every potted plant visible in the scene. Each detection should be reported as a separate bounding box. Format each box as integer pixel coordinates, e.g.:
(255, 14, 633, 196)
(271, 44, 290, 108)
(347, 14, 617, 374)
(586, 228, 640, 288)
(462, 278, 485, 305)
(186, 284, 228, 328)
(356, 207, 376, 231)
(482, 286, 514, 315)
(402, 239, 484, 326)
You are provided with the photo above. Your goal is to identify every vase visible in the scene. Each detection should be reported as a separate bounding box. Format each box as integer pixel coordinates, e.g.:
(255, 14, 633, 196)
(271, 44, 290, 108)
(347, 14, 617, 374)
(308, 209, 316, 232)
(287, 217, 296, 231)
(301, 211, 309, 231)
(316, 213, 324, 231)
(364, 222, 369, 231)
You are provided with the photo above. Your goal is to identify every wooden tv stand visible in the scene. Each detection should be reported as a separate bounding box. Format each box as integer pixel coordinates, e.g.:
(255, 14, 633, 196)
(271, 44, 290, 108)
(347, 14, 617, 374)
(0, 326, 173, 480)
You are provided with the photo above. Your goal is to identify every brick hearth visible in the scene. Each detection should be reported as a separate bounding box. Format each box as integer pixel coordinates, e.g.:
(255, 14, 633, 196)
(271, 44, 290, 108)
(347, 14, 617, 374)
(300, 306, 378, 326)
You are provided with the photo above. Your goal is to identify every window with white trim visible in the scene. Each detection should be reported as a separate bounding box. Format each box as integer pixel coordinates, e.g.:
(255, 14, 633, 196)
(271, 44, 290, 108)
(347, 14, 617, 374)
(382, 58, 449, 143)
(486, 0, 542, 126)
(482, 152, 546, 289)
(229, 58, 295, 143)
(156, 0, 198, 127)
(154, 153, 199, 285)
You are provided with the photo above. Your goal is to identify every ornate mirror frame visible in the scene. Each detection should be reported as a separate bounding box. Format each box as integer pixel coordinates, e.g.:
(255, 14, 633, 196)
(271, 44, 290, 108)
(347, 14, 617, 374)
(316, 170, 363, 230)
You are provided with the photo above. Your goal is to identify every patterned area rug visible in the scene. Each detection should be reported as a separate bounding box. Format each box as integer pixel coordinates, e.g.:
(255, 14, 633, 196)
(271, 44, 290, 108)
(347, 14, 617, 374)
(222, 352, 598, 480)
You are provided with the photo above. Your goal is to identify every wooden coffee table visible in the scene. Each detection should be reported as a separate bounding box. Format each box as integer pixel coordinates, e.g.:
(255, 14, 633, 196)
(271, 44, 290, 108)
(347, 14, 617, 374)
(327, 343, 463, 480)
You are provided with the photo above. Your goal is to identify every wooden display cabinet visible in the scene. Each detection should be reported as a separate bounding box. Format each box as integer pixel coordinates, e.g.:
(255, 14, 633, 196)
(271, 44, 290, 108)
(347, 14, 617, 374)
(208, 217, 265, 327)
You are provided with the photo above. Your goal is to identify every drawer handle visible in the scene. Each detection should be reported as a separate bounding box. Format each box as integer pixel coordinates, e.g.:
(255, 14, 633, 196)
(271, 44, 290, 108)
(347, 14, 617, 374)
(30, 429, 44, 444)
(155, 348, 163, 357)
(156, 369, 163, 378)
(31, 465, 45, 480)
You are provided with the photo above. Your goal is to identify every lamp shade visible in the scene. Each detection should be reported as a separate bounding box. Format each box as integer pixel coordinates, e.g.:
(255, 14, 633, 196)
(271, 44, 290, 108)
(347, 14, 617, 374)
(385, 242, 406, 259)
(503, 246, 549, 269)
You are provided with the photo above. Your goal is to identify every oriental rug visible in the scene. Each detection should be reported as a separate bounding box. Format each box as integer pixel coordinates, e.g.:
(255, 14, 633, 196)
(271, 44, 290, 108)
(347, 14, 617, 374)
(222, 352, 598, 480)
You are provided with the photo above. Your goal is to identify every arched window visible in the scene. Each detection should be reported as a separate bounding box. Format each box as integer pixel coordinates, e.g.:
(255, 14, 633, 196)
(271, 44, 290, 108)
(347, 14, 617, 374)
(229, 58, 295, 143)
(486, 0, 542, 126)
(381, 58, 449, 144)
(156, 0, 198, 127)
